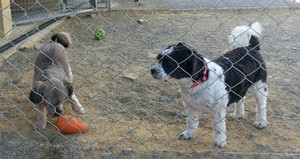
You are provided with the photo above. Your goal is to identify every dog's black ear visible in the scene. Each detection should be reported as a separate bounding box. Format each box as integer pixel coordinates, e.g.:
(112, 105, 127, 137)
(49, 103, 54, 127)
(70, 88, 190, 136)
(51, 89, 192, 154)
(63, 80, 74, 97)
(177, 42, 185, 46)
(29, 81, 44, 104)
(191, 55, 206, 80)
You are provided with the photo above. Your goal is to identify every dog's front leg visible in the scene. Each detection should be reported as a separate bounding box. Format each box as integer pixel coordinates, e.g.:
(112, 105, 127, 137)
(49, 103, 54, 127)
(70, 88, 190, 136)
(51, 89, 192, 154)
(179, 101, 199, 140)
(213, 106, 227, 148)
(69, 94, 85, 114)
(35, 105, 47, 130)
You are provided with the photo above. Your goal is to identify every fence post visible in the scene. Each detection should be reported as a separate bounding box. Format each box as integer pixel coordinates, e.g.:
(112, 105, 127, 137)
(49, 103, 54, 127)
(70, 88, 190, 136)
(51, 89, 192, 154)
(0, 0, 12, 37)
(292, 0, 296, 8)
(106, 0, 112, 10)
(91, 0, 97, 9)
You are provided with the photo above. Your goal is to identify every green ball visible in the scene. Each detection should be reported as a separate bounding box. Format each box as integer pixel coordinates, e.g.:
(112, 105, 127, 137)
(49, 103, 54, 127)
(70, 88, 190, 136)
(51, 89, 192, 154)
(94, 28, 106, 40)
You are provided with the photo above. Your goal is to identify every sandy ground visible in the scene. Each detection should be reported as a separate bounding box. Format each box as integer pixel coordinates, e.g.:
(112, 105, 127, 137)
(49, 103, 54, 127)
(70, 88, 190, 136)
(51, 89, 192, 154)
(0, 8, 300, 158)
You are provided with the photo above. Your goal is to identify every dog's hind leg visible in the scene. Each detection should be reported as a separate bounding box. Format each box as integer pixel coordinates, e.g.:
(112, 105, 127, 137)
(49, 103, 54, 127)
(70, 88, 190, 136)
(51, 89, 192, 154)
(35, 105, 47, 130)
(179, 100, 199, 140)
(252, 80, 269, 129)
(66, 65, 73, 81)
(213, 106, 227, 148)
(69, 94, 85, 114)
(231, 97, 245, 119)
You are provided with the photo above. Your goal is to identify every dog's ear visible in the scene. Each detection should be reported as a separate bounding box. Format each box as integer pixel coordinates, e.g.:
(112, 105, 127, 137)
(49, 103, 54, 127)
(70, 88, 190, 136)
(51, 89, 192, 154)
(51, 32, 72, 48)
(63, 80, 74, 97)
(177, 42, 185, 46)
(29, 81, 44, 104)
(191, 55, 206, 80)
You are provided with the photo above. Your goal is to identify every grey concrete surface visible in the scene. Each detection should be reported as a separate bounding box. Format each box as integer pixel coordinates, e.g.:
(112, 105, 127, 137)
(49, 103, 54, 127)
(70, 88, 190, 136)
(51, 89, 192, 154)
(114, 0, 300, 10)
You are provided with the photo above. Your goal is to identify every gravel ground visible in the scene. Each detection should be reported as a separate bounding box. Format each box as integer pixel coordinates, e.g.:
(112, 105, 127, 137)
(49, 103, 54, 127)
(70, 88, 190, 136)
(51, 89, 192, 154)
(113, 0, 299, 10)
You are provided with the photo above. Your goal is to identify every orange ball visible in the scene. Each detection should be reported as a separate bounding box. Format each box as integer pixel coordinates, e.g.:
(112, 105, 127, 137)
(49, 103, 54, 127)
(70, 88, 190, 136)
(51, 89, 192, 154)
(56, 115, 88, 134)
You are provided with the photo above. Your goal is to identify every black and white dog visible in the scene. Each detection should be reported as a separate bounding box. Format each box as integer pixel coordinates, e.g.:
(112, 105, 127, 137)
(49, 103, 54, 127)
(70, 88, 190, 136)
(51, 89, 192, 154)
(151, 22, 268, 148)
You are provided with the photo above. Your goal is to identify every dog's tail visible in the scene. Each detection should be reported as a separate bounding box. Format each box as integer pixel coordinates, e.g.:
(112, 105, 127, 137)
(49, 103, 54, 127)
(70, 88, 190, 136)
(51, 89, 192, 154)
(228, 22, 262, 50)
(51, 32, 72, 48)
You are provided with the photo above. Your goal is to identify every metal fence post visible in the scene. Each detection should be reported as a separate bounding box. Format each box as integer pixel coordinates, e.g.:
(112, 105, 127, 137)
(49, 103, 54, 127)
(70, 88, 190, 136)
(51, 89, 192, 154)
(91, 0, 97, 9)
(106, 0, 112, 10)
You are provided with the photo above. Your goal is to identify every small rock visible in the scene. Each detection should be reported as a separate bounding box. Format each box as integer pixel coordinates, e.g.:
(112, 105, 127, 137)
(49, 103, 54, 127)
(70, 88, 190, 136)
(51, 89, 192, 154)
(137, 18, 146, 24)
(148, 53, 157, 59)
(123, 73, 138, 81)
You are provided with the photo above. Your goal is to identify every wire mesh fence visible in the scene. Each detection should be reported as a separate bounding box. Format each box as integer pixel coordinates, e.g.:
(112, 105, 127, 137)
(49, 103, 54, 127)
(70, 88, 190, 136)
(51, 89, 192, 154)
(10, 0, 97, 25)
(1, 0, 300, 158)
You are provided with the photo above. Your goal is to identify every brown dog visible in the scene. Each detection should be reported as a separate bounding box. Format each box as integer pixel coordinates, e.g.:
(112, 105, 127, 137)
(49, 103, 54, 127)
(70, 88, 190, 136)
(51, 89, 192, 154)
(29, 32, 84, 130)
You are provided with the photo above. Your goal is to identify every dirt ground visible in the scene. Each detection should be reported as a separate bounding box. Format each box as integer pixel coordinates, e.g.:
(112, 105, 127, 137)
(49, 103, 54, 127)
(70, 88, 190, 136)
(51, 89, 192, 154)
(0, 8, 300, 158)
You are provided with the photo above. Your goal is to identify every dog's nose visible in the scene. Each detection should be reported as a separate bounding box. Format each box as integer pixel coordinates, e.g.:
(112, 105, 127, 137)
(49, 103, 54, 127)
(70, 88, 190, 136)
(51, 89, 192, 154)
(151, 68, 156, 74)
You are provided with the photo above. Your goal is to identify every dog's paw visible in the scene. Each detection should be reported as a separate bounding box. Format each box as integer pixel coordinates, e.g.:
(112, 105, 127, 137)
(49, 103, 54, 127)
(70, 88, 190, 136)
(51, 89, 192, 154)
(77, 107, 85, 114)
(178, 131, 192, 140)
(254, 120, 269, 129)
(230, 112, 244, 119)
(35, 122, 46, 131)
(214, 133, 227, 148)
(73, 106, 85, 115)
(214, 141, 227, 148)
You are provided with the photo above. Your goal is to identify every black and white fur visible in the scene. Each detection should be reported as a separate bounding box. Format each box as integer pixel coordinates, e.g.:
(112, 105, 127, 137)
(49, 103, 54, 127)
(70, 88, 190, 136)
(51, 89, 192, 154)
(151, 22, 268, 148)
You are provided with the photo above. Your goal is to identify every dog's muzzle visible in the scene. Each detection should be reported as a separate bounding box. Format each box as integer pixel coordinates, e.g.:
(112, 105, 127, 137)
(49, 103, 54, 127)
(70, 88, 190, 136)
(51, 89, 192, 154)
(151, 67, 165, 79)
(151, 67, 169, 81)
(151, 68, 159, 79)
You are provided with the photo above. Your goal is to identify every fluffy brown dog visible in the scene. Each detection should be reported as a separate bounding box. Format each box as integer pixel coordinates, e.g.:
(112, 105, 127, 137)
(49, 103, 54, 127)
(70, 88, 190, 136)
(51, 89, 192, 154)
(29, 32, 85, 130)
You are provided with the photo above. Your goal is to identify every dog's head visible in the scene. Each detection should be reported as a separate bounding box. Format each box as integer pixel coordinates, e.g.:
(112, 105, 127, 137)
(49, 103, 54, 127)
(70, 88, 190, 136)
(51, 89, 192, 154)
(29, 78, 73, 117)
(51, 32, 72, 48)
(151, 43, 206, 82)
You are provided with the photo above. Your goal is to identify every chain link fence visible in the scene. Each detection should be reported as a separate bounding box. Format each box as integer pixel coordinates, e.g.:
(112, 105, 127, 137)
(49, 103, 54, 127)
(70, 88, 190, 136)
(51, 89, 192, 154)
(10, 0, 98, 25)
(1, 0, 300, 158)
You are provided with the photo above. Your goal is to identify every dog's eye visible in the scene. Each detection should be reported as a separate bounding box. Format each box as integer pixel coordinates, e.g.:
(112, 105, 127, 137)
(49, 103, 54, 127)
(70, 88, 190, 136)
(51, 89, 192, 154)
(162, 58, 173, 67)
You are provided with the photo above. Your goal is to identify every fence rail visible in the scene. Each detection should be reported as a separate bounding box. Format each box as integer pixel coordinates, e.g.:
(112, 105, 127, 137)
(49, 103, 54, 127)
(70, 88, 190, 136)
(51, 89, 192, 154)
(9, 0, 97, 25)
(1, 0, 300, 158)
